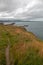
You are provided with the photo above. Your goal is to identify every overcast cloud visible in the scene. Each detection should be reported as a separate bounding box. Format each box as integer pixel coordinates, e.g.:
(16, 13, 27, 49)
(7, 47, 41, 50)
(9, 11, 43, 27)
(0, 0, 43, 21)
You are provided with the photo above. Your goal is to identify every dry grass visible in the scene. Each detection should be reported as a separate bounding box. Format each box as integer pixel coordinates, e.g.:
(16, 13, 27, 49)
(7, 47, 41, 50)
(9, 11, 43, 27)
(0, 25, 43, 65)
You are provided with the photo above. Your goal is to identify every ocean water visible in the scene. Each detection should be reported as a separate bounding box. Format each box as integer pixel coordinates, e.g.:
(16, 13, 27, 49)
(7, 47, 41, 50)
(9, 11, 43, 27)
(15, 21, 43, 40)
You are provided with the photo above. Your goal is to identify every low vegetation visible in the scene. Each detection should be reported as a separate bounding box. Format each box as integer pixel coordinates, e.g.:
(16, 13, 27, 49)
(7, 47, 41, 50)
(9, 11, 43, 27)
(0, 25, 43, 65)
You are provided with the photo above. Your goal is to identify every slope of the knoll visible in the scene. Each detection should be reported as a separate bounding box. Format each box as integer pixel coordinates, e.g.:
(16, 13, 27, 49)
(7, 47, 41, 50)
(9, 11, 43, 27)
(0, 25, 43, 65)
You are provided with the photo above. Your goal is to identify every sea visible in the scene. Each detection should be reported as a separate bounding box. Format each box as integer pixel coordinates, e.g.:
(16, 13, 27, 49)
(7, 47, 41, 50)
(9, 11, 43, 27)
(4, 21, 43, 40)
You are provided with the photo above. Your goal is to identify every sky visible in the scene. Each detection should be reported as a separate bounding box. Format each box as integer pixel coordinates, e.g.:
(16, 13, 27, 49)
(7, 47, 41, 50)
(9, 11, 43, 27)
(0, 0, 43, 21)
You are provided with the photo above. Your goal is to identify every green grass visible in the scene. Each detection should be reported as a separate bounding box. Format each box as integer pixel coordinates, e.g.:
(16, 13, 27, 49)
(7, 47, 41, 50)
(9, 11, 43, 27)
(0, 25, 43, 65)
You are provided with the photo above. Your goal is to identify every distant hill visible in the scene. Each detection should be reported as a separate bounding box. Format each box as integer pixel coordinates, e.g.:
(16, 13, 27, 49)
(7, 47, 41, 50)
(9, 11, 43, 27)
(0, 19, 43, 23)
(0, 25, 43, 65)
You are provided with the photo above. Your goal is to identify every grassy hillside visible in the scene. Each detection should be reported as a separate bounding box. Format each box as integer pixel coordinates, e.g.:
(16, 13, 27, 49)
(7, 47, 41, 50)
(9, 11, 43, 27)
(0, 25, 43, 65)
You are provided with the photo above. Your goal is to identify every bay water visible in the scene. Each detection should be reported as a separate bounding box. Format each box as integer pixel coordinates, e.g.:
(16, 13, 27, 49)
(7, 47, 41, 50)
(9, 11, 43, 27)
(15, 21, 43, 40)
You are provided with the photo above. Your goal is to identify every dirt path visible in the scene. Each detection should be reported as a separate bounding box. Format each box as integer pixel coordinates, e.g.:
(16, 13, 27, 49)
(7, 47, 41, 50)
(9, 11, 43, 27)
(5, 45, 10, 65)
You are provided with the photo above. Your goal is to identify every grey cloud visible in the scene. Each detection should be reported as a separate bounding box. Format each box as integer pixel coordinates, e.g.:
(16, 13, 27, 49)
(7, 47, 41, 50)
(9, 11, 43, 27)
(0, 0, 43, 20)
(0, 0, 35, 12)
